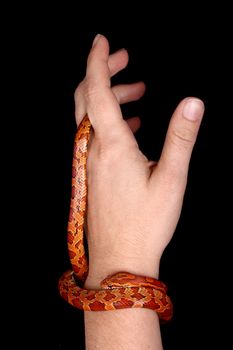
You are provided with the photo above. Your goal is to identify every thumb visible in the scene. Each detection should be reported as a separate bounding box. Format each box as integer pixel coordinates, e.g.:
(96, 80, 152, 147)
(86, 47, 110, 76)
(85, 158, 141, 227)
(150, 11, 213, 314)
(157, 97, 204, 181)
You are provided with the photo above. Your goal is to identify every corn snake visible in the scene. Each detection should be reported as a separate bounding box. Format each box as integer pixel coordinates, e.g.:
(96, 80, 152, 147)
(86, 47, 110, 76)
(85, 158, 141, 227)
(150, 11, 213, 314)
(59, 115, 173, 322)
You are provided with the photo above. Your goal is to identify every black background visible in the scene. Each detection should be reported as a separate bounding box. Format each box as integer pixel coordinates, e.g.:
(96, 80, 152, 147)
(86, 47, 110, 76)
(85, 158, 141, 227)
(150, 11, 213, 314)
(6, 6, 230, 350)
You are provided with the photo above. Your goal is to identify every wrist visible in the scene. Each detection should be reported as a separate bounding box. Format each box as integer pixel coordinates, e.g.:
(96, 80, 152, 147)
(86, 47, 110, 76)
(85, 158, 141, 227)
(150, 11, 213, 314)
(84, 257, 160, 289)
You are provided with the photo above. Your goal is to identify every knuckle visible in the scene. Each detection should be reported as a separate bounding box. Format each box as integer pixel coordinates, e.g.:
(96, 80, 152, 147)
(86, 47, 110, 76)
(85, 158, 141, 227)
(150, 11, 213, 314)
(83, 79, 100, 103)
(74, 77, 103, 104)
(170, 125, 196, 149)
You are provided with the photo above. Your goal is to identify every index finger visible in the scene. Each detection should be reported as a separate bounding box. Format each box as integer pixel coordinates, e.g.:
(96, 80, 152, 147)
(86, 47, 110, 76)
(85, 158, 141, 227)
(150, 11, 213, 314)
(86, 34, 111, 88)
(84, 35, 124, 136)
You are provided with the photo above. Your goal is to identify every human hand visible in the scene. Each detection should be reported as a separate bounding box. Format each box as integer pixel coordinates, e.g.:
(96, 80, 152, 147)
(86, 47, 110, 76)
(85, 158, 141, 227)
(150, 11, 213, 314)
(74, 34, 204, 288)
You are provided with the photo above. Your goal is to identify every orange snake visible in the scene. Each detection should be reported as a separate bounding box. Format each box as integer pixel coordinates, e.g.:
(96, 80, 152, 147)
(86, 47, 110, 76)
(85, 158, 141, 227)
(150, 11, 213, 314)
(59, 115, 173, 322)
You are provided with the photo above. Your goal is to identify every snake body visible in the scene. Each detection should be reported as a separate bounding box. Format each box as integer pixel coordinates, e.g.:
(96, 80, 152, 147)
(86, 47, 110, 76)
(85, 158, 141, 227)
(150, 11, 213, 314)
(59, 115, 173, 322)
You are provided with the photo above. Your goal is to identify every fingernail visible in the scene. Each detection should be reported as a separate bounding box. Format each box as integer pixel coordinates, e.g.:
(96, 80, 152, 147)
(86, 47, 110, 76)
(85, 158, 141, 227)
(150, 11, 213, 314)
(183, 98, 204, 121)
(92, 34, 101, 47)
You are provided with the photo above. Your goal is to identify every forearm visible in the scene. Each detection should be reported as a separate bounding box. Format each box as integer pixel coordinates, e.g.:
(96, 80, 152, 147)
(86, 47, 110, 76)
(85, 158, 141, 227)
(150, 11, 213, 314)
(84, 308, 163, 350)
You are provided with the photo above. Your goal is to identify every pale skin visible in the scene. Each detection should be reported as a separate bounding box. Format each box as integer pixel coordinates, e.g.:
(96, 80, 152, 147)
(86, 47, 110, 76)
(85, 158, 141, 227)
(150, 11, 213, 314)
(74, 34, 204, 350)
